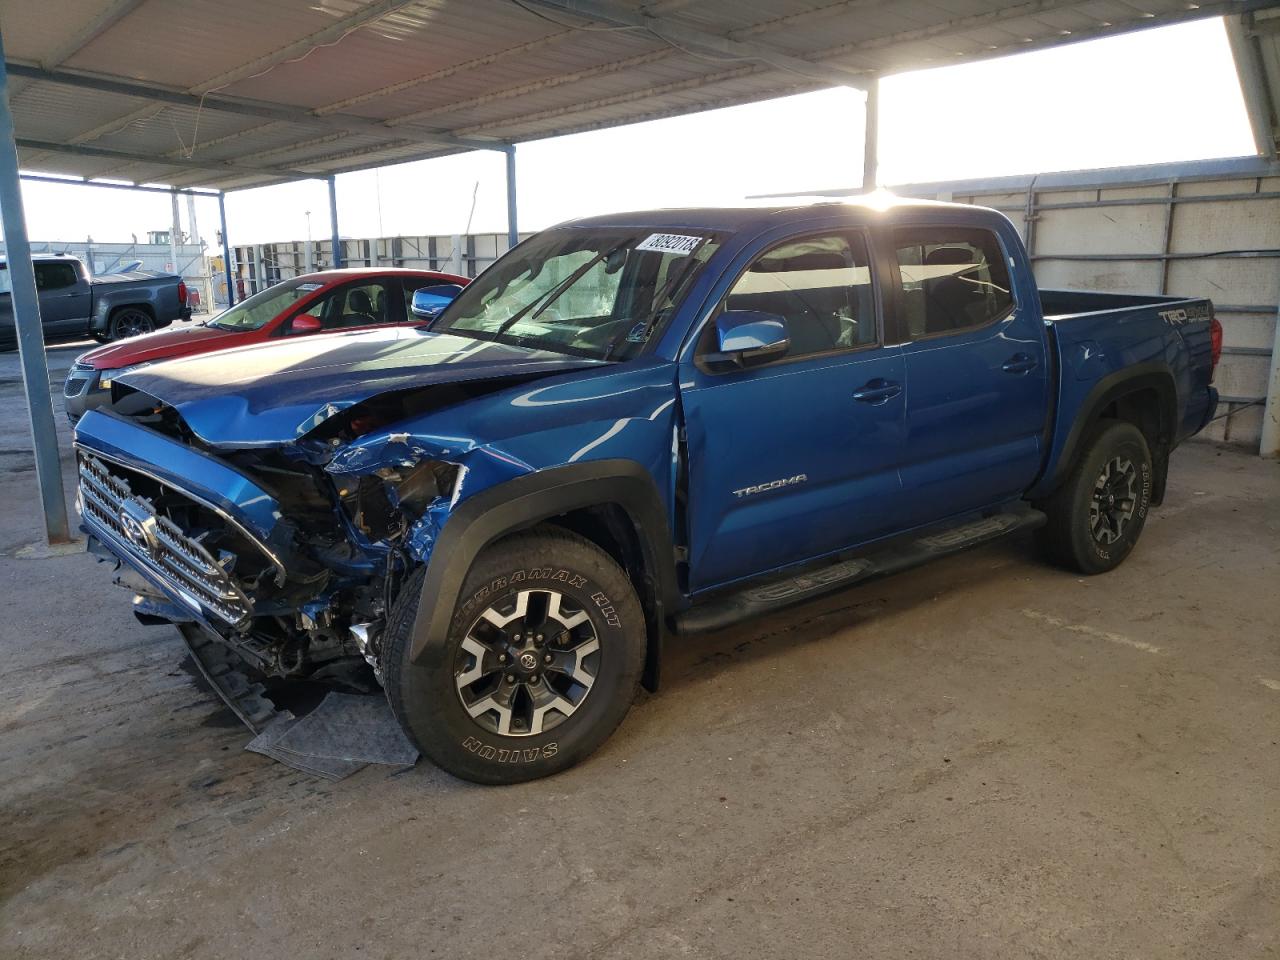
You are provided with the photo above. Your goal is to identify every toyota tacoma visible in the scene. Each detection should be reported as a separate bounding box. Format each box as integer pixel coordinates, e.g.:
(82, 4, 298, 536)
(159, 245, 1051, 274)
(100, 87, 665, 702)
(73, 198, 1221, 783)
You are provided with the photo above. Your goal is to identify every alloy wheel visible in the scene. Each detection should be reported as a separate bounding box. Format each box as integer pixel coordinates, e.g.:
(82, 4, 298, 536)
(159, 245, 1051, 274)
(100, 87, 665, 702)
(1089, 456, 1138, 544)
(454, 589, 601, 737)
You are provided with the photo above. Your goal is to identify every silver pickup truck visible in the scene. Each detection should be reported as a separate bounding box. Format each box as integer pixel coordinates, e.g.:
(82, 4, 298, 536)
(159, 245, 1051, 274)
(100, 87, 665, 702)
(0, 253, 192, 349)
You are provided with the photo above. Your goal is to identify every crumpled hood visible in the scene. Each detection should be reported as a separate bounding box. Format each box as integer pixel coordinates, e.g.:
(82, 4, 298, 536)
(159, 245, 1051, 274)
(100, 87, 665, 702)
(115, 326, 605, 447)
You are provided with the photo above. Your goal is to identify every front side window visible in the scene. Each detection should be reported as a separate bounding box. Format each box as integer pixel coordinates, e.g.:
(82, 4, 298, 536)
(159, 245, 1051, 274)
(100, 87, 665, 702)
(892, 227, 1013, 339)
(717, 232, 876, 359)
(34, 261, 78, 290)
(434, 228, 723, 360)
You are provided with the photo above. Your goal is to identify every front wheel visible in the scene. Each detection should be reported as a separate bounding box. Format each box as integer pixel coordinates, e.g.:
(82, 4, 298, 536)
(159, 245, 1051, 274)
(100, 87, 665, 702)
(1036, 420, 1153, 575)
(383, 527, 646, 784)
(109, 308, 155, 340)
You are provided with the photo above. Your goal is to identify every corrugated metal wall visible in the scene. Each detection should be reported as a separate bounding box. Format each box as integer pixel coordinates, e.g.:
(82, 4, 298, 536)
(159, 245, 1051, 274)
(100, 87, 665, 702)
(898, 158, 1279, 449)
(0, 239, 212, 309)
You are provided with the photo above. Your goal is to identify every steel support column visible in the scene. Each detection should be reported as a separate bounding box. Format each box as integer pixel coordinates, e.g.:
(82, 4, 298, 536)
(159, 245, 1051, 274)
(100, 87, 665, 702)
(505, 144, 519, 249)
(1262, 299, 1280, 457)
(168, 188, 180, 273)
(328, 175, 343, 268)
(0, 33, 71, 543)
(218, 191, 235, 307)
(862, 79, 878, 192)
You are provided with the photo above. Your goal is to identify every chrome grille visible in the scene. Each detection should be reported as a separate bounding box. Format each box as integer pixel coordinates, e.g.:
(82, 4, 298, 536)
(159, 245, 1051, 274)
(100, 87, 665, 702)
(64, 364, 95, 398)
(77, 454, 254, 625)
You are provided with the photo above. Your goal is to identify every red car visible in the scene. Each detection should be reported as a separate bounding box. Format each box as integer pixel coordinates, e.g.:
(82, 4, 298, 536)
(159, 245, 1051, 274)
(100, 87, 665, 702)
(64, 267, 467, 420)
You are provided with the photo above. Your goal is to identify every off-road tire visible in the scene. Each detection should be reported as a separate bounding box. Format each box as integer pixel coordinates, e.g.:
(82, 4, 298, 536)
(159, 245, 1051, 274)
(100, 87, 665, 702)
(109, 307, 155, 340)
(1036, 420, 1153, 575)
(383, 527, 645, 784)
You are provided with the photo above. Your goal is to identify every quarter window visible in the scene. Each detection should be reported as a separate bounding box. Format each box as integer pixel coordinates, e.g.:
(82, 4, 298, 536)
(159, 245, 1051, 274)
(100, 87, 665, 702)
(892, 227, 1013, 339)
(720, 233, 876, 359)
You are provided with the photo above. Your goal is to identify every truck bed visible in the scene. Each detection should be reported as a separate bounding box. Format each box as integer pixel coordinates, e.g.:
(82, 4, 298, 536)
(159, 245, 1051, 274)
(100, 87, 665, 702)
(1039, 288, 1195, 319)
(1032, 288, 1218, 499)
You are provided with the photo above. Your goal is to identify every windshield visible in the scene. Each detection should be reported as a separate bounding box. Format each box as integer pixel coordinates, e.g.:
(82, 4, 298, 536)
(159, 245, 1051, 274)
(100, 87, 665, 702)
(434, 228, 723, 360)
(208, 278, 326, 331)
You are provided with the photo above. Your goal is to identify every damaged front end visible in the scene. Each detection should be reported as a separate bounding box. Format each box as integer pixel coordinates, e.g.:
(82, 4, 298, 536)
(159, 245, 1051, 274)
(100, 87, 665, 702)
(72, 398, 481, 693)
(72, 326, 605, 697)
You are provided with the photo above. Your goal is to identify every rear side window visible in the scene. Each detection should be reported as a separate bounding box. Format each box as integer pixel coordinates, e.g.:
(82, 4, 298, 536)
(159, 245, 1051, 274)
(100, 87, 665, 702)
(721, 232, 876, 359)
(34, 261, 78, 291)
(892, 227, 1013, 340)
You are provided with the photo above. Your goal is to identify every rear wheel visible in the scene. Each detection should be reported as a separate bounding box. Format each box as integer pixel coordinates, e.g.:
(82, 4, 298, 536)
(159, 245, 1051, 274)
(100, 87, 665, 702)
(1036, 420, 1153, 574)
(109, 308, 154, 340)
(383, 527, 646, 784)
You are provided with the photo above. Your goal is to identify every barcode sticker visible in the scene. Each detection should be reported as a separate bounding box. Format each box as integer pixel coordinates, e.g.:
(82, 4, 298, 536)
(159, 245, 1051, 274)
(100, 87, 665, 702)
(636, 233, 704, 256)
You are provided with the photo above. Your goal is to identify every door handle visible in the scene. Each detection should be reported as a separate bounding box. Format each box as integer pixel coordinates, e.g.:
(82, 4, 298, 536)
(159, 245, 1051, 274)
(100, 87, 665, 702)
(1001, 353, 1038, 374)
(852, 378, 902, 404)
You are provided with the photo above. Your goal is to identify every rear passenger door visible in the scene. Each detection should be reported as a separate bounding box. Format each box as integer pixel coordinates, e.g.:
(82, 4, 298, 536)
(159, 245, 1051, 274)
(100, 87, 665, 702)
(887, 224, 1049, 525)
(680, 229, 908, 591)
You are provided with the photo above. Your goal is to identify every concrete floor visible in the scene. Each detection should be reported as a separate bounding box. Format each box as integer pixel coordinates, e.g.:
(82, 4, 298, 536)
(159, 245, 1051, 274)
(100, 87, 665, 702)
(1, 342, 1277, 960)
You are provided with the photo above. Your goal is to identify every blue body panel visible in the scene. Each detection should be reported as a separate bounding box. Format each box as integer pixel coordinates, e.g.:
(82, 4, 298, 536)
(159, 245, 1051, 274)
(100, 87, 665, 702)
(74, 198, 1219, 618)
(74, 408, 284, 545)
(1031, 295, 1216, 499)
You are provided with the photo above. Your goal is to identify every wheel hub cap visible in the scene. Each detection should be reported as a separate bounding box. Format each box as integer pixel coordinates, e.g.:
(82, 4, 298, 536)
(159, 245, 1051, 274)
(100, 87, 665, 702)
(454, 589, 601, 737)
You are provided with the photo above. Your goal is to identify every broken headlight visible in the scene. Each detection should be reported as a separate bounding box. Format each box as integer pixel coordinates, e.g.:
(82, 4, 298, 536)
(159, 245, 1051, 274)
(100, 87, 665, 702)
(335, 460, 460, 541)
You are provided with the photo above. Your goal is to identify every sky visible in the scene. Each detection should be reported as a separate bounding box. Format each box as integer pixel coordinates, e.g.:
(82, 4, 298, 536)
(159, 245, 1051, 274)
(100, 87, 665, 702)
(12, 16, 1257, 248)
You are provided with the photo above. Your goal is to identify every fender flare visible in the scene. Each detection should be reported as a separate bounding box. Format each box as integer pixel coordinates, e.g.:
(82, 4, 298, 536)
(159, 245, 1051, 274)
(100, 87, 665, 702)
(1038, 361, 1177, 496)
(409, 459, 679, 663)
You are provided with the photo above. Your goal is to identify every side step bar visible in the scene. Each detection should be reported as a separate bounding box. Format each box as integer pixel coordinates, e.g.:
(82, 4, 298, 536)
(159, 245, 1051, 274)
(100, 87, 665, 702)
(673, 503, 1046, 634)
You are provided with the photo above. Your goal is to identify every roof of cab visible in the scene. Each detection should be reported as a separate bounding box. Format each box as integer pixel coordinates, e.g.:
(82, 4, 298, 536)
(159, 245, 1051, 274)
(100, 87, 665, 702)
(559, 194, 965, 233)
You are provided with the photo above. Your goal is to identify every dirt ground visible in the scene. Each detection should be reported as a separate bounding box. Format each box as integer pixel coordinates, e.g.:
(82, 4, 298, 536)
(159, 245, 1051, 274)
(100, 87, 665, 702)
(1, 341, 1277, 960)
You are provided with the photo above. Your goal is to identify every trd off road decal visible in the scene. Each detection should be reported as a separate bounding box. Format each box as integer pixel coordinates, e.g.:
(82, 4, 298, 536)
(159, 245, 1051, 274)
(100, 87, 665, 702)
(1158, 303, 1212, 325)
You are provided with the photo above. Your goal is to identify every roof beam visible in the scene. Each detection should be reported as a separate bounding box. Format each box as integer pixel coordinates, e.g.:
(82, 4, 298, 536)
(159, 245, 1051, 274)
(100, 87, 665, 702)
(522, 0, 868, 89)
(4, 62, 502, 152)
(1226, 13, 1278, 158)
(15, 137, 318, 180)
(7, 0, 148, 99)
(38, 0, 148, 70)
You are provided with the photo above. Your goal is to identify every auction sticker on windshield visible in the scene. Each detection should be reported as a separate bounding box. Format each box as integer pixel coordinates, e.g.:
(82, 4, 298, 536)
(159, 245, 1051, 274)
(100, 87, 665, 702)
(637, 233, 704, 256)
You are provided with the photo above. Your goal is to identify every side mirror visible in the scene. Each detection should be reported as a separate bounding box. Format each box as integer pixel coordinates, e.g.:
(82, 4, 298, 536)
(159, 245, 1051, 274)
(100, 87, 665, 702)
(411, 283, 464, 321)
(292, 313, 323, 335)
(705, 310, 789, 369)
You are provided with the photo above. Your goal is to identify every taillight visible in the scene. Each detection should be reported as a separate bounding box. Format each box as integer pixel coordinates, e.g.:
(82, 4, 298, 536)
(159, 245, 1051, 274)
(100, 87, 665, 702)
(177, 280, 188, 305)
(1209, 316, 1223, 375)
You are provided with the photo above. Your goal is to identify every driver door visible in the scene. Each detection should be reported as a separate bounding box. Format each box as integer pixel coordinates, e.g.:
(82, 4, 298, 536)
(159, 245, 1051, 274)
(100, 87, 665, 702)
(679, 229, 908, 592)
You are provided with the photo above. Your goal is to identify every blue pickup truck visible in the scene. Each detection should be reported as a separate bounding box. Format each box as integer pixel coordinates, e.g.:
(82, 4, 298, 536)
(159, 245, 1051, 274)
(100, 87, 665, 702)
(73, 198, 1221, 783)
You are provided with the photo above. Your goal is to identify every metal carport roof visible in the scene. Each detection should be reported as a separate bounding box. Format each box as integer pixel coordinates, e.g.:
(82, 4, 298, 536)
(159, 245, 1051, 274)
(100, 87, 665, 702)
(4, 0, 1278, 194)
(3, 0, 1280, 545)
